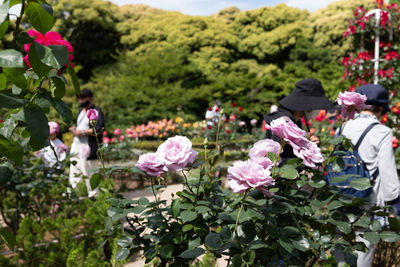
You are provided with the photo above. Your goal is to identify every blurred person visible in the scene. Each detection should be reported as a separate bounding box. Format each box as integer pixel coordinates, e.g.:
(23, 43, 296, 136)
(35, 121, 68, 168)
(69, 88, 105, 197)
(205, 100, 222, 127)
(336, 84, 400, 267)
(263, 78, 334, 164)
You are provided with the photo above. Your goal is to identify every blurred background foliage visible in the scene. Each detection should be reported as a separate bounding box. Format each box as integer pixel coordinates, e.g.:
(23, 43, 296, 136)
(49, 0, 380, 128)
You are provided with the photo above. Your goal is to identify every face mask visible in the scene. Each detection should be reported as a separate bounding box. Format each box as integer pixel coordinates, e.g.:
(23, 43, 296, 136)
(79, 100, 90, 108)
(304, 110, 320, 120)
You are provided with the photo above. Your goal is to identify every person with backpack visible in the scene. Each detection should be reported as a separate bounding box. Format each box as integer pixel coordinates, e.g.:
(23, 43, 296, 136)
(263, 78, 334, 164)
(338, 84, 400, 266)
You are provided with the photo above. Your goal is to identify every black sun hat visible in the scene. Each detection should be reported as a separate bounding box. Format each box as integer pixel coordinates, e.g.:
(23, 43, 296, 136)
(356, 84, 390, 112)
(279, 78, 334, 111)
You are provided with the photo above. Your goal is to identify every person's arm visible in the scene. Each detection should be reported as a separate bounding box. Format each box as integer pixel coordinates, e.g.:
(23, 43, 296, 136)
(378, 130, 400, 203)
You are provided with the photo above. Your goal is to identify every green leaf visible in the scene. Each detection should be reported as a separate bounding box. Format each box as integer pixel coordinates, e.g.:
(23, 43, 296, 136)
(279, 166, 298, 179)
(35, 94, 53, 109)
(115, 247, 130, 261)
(67, 62, 80, 95)
(0, 0, 9, 25)
(308, 179, 326, 188)
(0, 118, 14, 138)
(51, 77, 66, 98)
(117, 237, 132, 248)
(16, 31, 35, 45)
(363, 232, 380, 244)
(335, 221, 351, 234)
(242, 250, 256, 265)
(329, 135, 343, 145)
(28, 42, 52, 78)
(205, 232, 222, 250)
(0, 228, 16, 250)
(178, 247, 204, 259)
(0, 49, 24, 68)
(182, 224, 193, 232)
(327, 200, 344, 210)
(388, 217, 400, 231)
(0, 73, 6, 90)
(3, 68, 27, 89)
(24, 106, 49, 150)
(0, 135, 23, 164)
(129, 166, 146, 175)
(33, 43, 68, 70)
(160, 243, 174, 259)
(279, 237, 294, 253)
(171, 198, 181, 218)
(181, 210, 197, 223)
(349, 178, 372, 191)
(25, 2, 54, 34)
(54, 99, 72, 124)
(241, 222, 256, 244)
(0, 17, 8, 40)
(380, 231, 400, 242)
(292, 236, 311, 252)
(0, 162, 13, 185)
(90, 173, 102, 189)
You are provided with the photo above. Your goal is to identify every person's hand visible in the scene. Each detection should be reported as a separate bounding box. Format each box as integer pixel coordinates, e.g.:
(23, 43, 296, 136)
(310, 135, 320, 146)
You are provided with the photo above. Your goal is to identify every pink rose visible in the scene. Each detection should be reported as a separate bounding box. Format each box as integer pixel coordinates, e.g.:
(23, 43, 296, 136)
(229, 114, 237, 122)
(291, 140, 323, 169)
(48, 121, 60, 135)
(87, 109, 98, 120)
(227, 160, 275, 196)
(57, 143, 68, 153)
(114, 128, 122, 135)
(250, 119, 257, 125)
(336, 91, 370, 119)
(136, 152, 166, 176)
(111, 137, 117, 143)
(119, 135, 125, 142)
(249, 139, 281, 168)
(239, 121, 246, 126)
(267, 119, 308, 147)
(24, 29, 74, 68)
(156, 136, 198, 171)
(103, 137, 111, 144)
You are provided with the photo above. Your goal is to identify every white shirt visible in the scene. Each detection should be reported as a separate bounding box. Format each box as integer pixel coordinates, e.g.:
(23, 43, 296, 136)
(71, 109, 90, 158)
(37, 138, 67, 167)
(342, 113, 400, 206)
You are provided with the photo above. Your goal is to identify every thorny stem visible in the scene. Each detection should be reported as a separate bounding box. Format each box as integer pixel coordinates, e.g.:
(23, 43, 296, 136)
(182, 170, 195, 195)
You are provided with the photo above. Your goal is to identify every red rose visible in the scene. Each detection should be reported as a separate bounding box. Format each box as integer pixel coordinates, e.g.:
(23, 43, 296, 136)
(208, 107, 212, 111)
(238, 107, 243, 112)
(208, 125, 212, 129)
(232, 102, 237, 107)
(215, 108, 220, 112)
(226, 129, 231, 134)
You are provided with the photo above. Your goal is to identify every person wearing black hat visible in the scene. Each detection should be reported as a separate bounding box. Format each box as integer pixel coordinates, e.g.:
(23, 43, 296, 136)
(69, 88, 105, 197)
(263, 78, 334, 164)
(338, 84, 400, 267)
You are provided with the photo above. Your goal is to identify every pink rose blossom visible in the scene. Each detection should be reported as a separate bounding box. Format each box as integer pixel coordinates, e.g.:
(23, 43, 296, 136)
(48, 121, 60, 135)
(103, 137, 111, 144)
(336, 91, 370, 119)
(119, 135, 125, 142)
(87, 109, 98, 120)
(250, 119, 257, 125)
(111, 137, 117, 143)
(239, 121, 246, 126)
(227, 160, 275, 196)
(57, 143, 69, 153)
(229, 114, 237, 122)
(156, 136, 198, 171)
(291, 140, 323, 169)
(113, 128, 122, 135)
(249, 139, 281, 168)
(267, 119, 308, 147)
(24, 29, 74, 68)
(136, 153, 166, 176)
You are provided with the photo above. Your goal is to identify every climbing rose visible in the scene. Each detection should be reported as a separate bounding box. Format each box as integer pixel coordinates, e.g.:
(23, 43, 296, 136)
(24, 29, 74, 68)
(156, 136, 198, 171)
(136, 153, 166, 176)
(227, 160, 275, 196)
(336, 91, 370, 119)
(86, 109, 98, 121)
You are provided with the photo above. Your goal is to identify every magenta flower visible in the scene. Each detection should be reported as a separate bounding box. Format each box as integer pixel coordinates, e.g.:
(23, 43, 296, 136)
(336, 91, 370, 119)
(156, 136, 198, 171)
(136, 152, 166, 177)
(87, 109, 99, 121)
(113, 128, 122, 135)
(227, 160, 275, 196)
(103, 137, 111, 144)
(249, 139, 281, 168)
(24, 29, 74, 68)
(48, 121, 60, 135)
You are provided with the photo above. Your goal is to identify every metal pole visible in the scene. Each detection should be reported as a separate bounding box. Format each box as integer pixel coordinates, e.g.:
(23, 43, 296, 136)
(366, 9, 381, 84)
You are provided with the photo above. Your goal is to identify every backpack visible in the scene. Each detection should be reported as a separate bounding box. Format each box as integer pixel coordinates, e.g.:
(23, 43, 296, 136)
(325, 122, 379, 198)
